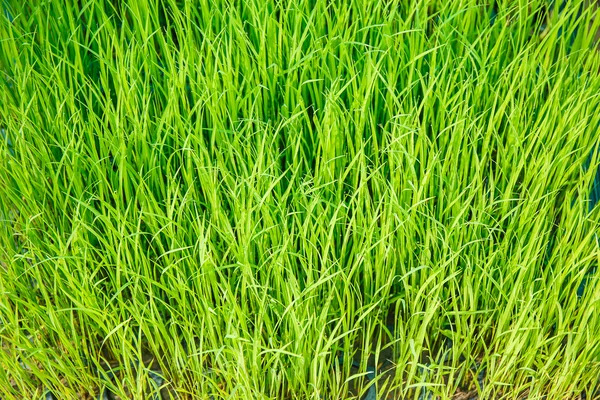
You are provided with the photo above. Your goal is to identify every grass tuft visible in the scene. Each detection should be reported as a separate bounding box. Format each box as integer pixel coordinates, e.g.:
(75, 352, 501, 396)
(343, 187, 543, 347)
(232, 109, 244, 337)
(1, 1, 600, 399)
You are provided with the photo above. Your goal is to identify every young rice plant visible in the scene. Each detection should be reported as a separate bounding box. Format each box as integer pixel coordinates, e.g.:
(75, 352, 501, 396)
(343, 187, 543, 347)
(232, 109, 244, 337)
(0, 0, 599, 399)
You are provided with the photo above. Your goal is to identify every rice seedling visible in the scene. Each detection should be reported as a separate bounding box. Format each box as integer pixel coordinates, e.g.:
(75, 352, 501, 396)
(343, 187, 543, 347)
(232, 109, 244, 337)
(0, 0, 599, 399)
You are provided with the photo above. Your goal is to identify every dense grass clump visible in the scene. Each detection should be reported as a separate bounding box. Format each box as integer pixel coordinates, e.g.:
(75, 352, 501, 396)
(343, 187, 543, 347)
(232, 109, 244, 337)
(1, 0, 600, 399)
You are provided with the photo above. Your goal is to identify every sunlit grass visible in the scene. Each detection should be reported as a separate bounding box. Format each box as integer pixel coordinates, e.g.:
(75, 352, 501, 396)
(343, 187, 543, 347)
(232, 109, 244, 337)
(1, 1, 600, 399)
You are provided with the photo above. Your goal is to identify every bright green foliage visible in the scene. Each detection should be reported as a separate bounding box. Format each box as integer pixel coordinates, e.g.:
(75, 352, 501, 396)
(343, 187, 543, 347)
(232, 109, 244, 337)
(0, 1, 599, 399)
